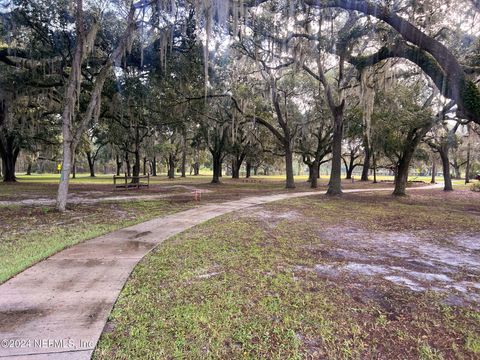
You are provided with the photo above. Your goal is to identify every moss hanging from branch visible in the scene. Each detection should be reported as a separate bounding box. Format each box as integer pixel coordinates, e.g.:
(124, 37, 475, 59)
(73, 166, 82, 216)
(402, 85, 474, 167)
(360, 67, 375, 144)
(462, 80, 480, 120)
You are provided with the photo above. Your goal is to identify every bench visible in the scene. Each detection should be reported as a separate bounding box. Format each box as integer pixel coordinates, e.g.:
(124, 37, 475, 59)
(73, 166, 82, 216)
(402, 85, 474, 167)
(114, 175, 150, 190)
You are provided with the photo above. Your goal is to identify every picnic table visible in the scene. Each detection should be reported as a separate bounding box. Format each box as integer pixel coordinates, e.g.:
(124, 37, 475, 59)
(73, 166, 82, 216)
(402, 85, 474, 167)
(113, 175, 150, 189)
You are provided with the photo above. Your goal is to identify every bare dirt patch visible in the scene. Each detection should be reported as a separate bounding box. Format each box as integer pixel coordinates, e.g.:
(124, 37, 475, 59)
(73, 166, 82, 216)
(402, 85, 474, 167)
(255, 191, 480, 309)
(305, 234, 480, 306)
(239, 208, 301, 228)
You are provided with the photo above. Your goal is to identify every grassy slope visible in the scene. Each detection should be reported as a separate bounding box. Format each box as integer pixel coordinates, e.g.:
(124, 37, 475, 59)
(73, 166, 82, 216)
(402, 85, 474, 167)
(95, 190, 480, 360)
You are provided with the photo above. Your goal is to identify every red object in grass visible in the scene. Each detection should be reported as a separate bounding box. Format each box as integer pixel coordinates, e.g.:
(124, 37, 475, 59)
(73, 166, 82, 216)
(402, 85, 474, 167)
(192, 190, 201, 201)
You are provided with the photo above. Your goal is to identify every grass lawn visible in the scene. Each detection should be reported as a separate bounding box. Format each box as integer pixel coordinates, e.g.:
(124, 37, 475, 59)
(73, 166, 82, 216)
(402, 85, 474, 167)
(6, 172, 454, 186)
(0, 174, 306, 283)
(0, 199, 195, 284)
(94, 189, 480, 359)
(1, 172, 457, 202)
(1, 174, 476, 284)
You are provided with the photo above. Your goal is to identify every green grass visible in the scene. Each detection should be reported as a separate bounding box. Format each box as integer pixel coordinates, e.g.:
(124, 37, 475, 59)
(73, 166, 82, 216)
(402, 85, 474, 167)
(0, 222, 122, 283)
(11, 172, 462, 185)
(0, 200, 195, 284)
(465, 333, 480, 354)
(94, 191, 480, 359)
(13, 173, 215, 185)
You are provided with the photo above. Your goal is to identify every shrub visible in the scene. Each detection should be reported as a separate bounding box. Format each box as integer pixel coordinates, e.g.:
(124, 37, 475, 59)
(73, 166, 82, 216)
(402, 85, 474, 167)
(471, 182, 480, 192)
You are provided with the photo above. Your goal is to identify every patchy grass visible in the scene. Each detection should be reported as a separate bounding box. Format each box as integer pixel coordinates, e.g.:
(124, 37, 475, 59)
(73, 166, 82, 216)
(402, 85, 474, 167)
(95, 189, 480, 359)
(0, 199, 195, 284)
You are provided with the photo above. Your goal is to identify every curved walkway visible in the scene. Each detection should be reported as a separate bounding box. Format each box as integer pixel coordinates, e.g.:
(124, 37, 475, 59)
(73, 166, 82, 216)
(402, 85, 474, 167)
(0, 185, 441, 359)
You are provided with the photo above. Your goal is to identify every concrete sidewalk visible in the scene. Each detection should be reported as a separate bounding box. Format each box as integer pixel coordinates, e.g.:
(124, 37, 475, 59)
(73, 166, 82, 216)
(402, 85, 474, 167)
(0, 185, 440, 359)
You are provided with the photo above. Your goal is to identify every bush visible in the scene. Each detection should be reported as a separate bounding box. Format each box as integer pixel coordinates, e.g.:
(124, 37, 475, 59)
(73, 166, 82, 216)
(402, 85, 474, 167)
(471, 182, 480, 192)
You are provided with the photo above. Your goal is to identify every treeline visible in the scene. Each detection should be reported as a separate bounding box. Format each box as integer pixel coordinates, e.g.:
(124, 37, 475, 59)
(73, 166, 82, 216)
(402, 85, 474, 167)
(0, 0, 479, 210)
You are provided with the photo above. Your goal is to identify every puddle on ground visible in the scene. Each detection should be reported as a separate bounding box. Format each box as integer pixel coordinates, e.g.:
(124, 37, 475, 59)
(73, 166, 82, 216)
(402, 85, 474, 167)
(0, 308, 50, 332)
(122, 240, 152, 251)
(131, 231, 152, 239)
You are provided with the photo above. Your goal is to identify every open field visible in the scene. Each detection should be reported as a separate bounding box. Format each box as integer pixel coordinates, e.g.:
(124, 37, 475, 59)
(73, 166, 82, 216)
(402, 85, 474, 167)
(94, 188, 480, 359)
(0, 172, 464, 201)
(1, 174, 476, 285)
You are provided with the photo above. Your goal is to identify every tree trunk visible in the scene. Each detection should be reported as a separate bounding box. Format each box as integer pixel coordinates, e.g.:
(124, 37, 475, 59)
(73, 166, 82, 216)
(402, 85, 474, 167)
(86, 151, 95, 177)
(361, 142, 370, 181)
(26, 163, 32, 176)
(231, 159, 238, 179)
(152, 156, 157, 176)
(393, 156, 411, 196)
(116, 154, 122, 176)
(440, 147, 453, 191)
(131, 125, 141, 183)
(132, 150, 140, 183)
(181, 134, 187, 178)
(431, 161, 436, 184)
(193, 162, 199, 176)
(56, 0, 98, 212)
(343, 151, 355, 180)
(56, 0, 83, 212)
(232, 155, 244, 179)
(451, 160, 461, 179)
(56, 141, 73, 211)
(125, 154, 131, 177)
(310, 160, 319, 189)
(246, 162, 251, 178)
(0, 146, 19, 182)
(465, 142, 471, 184)
(327, 111, 343, 195)
(168, 154, 175, 179)
(285, 146, 295, 189)
(345, 167, 353, 180)
(211, 153, 222, 184)
(143, 157, 147, 176)
(254, 166, 258, 176)
(72, 161, 76, 179)
(181, 153, 186, 177)
(373, 152, 377, 184)
(55, 1, 135, 211)
(307, 163, 314, 183)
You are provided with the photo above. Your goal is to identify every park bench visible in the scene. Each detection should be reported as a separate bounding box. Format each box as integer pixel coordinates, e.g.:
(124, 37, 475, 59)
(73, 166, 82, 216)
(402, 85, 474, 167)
(113, 175, 150, 190)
